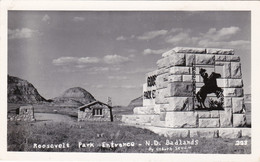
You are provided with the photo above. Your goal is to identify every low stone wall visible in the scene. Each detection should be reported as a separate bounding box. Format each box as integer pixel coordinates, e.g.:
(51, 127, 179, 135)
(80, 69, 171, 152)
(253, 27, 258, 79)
(8, 105, 35, 122)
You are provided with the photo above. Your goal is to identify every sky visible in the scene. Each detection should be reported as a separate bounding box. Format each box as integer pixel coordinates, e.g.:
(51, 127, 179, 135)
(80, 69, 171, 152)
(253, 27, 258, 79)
(8, 11, 251, 106)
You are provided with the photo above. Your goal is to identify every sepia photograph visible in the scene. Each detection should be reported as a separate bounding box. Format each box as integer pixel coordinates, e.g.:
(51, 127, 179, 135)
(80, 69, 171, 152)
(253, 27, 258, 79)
(1, 1, 259, 161)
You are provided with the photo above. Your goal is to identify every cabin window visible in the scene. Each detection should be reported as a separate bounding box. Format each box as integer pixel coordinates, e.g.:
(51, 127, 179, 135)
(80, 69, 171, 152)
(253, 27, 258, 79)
(93, 108, 103, 116)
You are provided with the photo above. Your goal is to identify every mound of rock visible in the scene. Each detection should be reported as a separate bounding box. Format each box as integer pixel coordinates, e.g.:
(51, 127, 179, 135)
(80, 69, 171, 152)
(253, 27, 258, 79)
(52, 87, 96, 107)
(8, 75, 46, 103)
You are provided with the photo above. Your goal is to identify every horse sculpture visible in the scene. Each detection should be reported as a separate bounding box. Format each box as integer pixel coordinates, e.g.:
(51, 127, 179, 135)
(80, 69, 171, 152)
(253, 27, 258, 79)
(196, 68, 223, 109)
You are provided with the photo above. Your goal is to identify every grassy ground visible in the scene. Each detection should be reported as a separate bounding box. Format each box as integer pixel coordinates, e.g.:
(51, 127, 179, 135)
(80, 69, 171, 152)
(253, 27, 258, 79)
(7, 120, 250, 153)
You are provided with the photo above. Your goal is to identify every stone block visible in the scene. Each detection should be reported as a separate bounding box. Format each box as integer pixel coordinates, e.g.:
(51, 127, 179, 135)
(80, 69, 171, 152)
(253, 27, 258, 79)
(168, 75, 182, 82)
(164, 129, 189, 138)
(169, 67, 190, 75)
(165, 112, 198, 128)
(173, 47, 206, 54)
(228, 79, 243, 88)
(190, 129, 219, 138)
(160, 112, 166, 121)
(154, 105, 161, 114)
(162, 49, 175, 57)
(206, 48, 234, 55)
(231, 62, 242, 78)
(211, 111, 220, 118)
(215, 63, 231, 78)
(155, 88, 169, 104)
(121, 115, 155, 124)
(216, 79, 229, 88)
(182, 75, 193, 82)
(196, 54, 215, 65)
(223, 97, 232, 108)
(241, 128, 251, 137)
(198, 111, 211, 118)
(168, 97, 193, 111)
(168, 54, 186, 66)
(143, 99, 156, 106)
(152, 120, 166, 127)
(157, 57, 169, 69)
(168, 82, 193, 97)
(219, 129, 242, 139)
(199, 119, 220, 128)
(133, 106, 155, 115)
(215, 55, 226, 61)
(156, 73, 168, 89)
(186, 54, 195, 66)
(196, 82, 204, 88)
(223, 88, 243, 97)
(157, 67, 169, 75)
(232, 98, 245, 113)
(233, 114, 247, 127)
(219, 108, 233, 127)
(226, 55, 240, 62)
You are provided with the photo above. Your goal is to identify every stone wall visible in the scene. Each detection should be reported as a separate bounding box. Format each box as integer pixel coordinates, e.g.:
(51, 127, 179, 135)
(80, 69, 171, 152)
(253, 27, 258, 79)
(8, 105, 35, 122)
(122, 47, 247, 129)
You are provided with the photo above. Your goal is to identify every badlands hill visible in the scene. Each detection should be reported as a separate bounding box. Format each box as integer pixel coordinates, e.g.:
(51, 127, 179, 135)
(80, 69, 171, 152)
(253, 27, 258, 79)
(51, 87, 96, 107)
(128, 95, 143, 108)
(8, 75, 47, 103)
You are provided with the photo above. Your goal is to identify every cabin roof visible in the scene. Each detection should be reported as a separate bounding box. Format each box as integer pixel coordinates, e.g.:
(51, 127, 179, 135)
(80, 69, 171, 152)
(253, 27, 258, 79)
(78, 100, 112, 110)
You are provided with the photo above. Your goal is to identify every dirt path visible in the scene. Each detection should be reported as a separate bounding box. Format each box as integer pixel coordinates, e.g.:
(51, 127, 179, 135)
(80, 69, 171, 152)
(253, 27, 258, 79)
(34, 113, 76, 122)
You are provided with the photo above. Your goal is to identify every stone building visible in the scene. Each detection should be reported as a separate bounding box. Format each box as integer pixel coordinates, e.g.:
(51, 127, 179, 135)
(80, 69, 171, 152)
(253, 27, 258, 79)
(8, 105, 35, 121)
(122, 47, 249, 137)
(78, 101, 113, 122)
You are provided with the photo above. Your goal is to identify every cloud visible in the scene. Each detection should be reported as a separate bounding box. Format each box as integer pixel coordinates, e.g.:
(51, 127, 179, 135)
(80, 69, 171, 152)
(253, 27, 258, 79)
(108, 76, 127, 80)
(42, 14, 50, 22)
(116, 36, 127, 41)
(163, 26, 249, 49)
(53, 56, 100, 66)
(103, 55, 131, 64)
(8, 28, 42, 39)
(126, 67, 155, 74)
(73, 17, 85, 22)
(137, 30, 168, 40)
(143, 48, 168, 55)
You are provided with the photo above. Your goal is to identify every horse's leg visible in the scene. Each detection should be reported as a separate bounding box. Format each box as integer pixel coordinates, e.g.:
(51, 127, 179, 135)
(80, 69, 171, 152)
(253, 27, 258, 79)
(201, 93, 207, 109)
(196, 92, 203, 108)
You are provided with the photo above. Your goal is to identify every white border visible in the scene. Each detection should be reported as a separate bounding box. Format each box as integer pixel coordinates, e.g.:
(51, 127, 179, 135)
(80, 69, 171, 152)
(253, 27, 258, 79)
(1, 1, 260, 161)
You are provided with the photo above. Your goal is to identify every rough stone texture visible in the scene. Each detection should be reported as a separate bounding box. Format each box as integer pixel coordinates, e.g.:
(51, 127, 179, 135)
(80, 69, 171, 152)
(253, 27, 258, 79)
(215, 55, 226, 61)
(219, 129, 242, 138)
(241, 128, 251, 137)
(173, 47, 206, 54)
(121, 115, 156, 124)
(156, 73, 168, 89)
(167, 97, 193, 111)
(153, 105, 161, 114)
(133, 106, 155, 115)
(157, 57, 169, 69)
(155, 88, 169, 104)
(190, 129, 219, 138)
(233, 114, 247, 127)
(195, 54, 215, 65)
(186, 54, 195, 66)
(199, 119, 220, 128)
(226, 55, 240, 62)
(168, 82, 193, 97)
(157, 54, 186, 68)
(219, 108, 233, 127)
(164, 129, 189, 138)
(198, 111, 211, 118)
(211, 111, 220, 118)
(232, 98, 245, 113)
(206, 48, 234, 55)
(231, 62, 242, 78)
(169, 67, 190, 75)
(223, 88, 243, 97)
(228, 79, 243, 88)
(168, 75, 182, 82)
(182, 75, 193, 82)
(8, 106, 36, 122)
(165, 112, 198, 128)
(157, 67, 169, 75)
(216, 79, 229, 88)
(215, 63, 231, 78)
(223, 97, 232, 108)
(162, 49, 175, 58)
